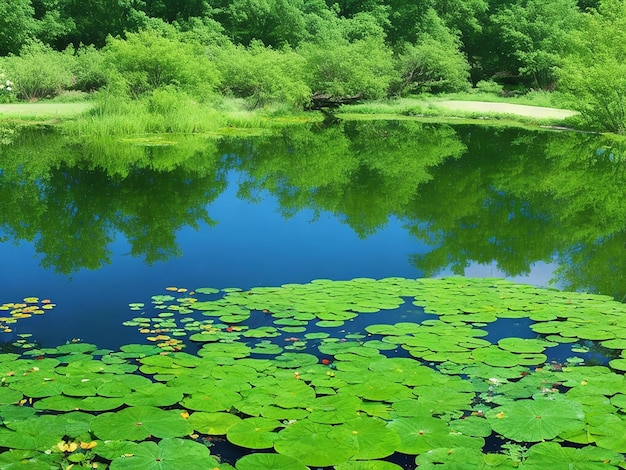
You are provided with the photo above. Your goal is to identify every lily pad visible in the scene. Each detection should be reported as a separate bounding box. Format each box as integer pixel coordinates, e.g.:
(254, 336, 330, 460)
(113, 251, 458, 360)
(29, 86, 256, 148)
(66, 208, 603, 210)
(235, 453, 308, 470)
(91, 406, 193, 441)
(274, 419, 356, 467)
(486, 397, 585, 442)
(226, 417, 282, 449)
(109, 438, 220, 470)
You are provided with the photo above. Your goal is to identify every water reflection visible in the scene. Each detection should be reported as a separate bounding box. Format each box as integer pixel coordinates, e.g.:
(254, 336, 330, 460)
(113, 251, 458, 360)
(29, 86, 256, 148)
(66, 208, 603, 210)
(1, 120, 626, 300)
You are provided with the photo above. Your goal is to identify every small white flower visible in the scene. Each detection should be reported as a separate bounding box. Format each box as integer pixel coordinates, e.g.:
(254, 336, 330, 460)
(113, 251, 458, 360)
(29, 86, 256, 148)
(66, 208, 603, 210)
(5, 87, 11, 92)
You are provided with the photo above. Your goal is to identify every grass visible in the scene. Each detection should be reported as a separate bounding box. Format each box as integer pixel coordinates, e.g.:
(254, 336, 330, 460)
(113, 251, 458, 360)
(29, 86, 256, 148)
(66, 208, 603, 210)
(0, 102, 93, 119)
(338, 93, 580, 130)
(1, 91, 580, 135)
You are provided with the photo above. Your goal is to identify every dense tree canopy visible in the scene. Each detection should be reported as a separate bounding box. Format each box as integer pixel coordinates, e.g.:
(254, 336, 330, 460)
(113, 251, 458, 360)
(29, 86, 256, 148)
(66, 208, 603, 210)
(1, 0, 625, 132)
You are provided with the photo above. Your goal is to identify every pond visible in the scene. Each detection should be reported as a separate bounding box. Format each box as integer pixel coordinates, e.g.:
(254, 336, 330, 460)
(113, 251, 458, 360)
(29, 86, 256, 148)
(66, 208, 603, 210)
(1, 119, 626, 469)
(2, 120, 625, 347)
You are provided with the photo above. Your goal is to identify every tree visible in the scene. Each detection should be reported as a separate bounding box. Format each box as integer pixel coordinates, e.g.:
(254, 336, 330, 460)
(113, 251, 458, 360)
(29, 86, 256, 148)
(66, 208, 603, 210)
(39, 0, 147, 48)
(0, 0, 36, 56)
(103, 27, 220, 98)
(213, 41, 311, 108)
(299, 36, 394, 100)
(490, 0, 581, 89)
(391, 9, 471, 95)
(558, 0, 626, 133)
(207, 0, 308, 46)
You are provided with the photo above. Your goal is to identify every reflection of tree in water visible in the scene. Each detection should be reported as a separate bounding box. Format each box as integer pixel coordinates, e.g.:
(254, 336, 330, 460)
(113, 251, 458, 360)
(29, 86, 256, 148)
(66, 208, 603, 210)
(226, 120, 626, 300)
(223, 119, 466, 238)
(0, 131, 226, 274)
(406, 126, 626, 300)
(4, 121, 626, 299)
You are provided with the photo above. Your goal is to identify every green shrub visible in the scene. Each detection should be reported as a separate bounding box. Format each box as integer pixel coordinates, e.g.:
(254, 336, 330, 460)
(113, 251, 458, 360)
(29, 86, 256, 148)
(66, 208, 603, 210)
(71, 45, 109, 92)
(104, 28, 220, 100)
(474, 80, 504, 95)
(3, 40, 74, 100)
(299, 37, 395, 100)
(214, 41, 311, 109)
(0, 70, 16, 103)
(391, 37, 471, 96)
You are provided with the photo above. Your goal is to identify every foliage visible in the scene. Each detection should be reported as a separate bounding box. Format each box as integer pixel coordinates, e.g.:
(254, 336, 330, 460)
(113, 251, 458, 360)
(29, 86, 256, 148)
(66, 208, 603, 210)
(392, 36, 471, 95)
(2, 40, 74, 100)
(558, 0, 626, 133)
(0, 71, 15, 103)
(213, 41, 311, 109)
(70, 44, 109, 92)
(489, 0, 581, 89)
(2, 278, 626, 468)
(103, 28, 220, 99)
(299, 36, 394, 100)
(0, 0, 36, 56)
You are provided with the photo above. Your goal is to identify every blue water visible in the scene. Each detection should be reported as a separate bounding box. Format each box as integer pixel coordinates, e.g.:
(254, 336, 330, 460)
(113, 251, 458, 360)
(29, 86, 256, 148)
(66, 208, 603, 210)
(0, 170, 432, 348)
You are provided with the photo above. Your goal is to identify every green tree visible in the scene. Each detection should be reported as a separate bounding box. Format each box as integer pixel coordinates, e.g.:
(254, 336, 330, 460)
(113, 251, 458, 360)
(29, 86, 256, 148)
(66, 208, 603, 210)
(36, 0, 147, 48)
(207, 0, 308, 46)
(142, 0, 211, 22)
(2, 40, 74, 100)
(490, 0, 581, 88)
(391, 9, 471, 95)
(213, 41, 310, 108)
(299, 36, 394, 100)
(0, 0, 36, 55)
(558, 0, 626, 133)
(103, 27, 220, 98)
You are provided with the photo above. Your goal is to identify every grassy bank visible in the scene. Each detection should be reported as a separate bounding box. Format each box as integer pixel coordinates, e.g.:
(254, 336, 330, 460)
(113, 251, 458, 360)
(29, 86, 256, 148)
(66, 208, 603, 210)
(0, 93, 582, 136)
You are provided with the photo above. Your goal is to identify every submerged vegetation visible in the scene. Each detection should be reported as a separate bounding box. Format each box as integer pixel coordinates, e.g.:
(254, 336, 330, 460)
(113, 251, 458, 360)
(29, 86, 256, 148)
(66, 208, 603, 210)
(2, 277, 626, 468)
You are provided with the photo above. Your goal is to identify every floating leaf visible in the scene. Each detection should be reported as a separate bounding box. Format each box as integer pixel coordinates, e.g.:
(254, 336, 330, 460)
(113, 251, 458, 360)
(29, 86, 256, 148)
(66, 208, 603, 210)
(91, 406, 193, 441)
(274, 419, 355, 467)
(188, 412, 242, 435)
(327, 417, 401, 460)
(109, 438, 220, 470)
(226, 417, 281, 449)
(235, 453, 308, 470)
(486, 398, 585, 442)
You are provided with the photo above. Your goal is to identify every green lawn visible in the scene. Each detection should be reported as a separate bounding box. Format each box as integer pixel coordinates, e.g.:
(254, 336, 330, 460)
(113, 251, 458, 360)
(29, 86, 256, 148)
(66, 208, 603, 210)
(0, 102, 93, 119)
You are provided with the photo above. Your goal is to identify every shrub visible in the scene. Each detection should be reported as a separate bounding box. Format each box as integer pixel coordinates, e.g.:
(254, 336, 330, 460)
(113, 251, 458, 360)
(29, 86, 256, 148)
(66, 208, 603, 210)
(71, 45, 109, 92)
(104, 28, 220, 100)
(0, 71, 15, 103)
(3, 40, 74, 100)
(474, 80, 504, 95)
(299, 37, 395, 100)
(214, 41, 311, 109)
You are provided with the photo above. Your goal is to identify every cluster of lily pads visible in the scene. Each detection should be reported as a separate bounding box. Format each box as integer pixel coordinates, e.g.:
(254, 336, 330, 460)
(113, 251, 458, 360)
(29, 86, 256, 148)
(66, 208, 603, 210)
(1, 277, 626, 469)
(0, 297, 56, 349)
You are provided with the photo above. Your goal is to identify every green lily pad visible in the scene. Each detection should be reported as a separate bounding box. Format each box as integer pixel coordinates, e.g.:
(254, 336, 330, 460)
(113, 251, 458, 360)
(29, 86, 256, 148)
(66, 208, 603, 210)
(226, 417, 282, 449)
(334, 462, 404, 470)
(387, 416, 484, 454)
(188, 412, 242, 435)
(91, 406, 193, 441)
(486, 397, 585, 442)
(235, 453, 308, 470)
(521, 441, 624, 469)
(274, 419, 356, 467)
(327, 417, 401, 460)
(109, 438, 220, 470)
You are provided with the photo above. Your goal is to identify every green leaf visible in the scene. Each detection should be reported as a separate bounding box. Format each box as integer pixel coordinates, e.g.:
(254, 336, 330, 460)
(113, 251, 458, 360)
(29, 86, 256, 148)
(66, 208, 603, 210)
(235, 453, 308, 470)
(109, 438, 219, 470)
(486, 397, 585, 442)
(226, 417, 281, 449)
(274, 419, 355, 467)
(91, 406, 193, 441)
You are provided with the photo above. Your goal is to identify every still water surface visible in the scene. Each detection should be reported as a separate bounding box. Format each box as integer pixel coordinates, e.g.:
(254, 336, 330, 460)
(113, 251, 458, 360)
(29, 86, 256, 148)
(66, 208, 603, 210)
(1, 119, 625, 349)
